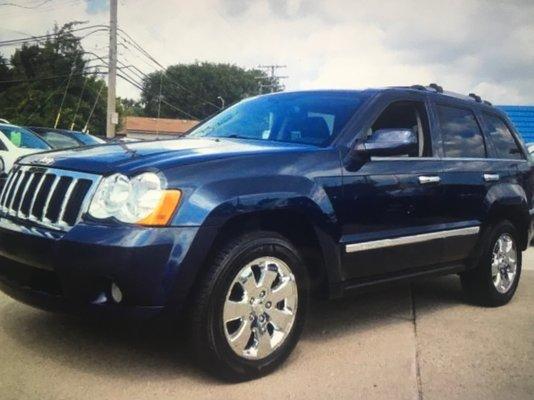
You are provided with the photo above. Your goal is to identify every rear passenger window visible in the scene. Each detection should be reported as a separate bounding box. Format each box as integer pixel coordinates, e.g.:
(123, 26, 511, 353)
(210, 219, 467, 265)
(483, 114, 523, 160)
(436, 105, 486, 158)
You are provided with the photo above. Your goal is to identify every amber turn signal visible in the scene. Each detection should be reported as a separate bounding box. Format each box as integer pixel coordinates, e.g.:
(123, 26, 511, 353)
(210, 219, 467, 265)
(137, 190, 182, 226)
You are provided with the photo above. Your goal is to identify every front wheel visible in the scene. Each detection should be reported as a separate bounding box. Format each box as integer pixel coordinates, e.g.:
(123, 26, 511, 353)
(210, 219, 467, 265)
(461, 220, 522, 306)
(187, 231, 309, 381)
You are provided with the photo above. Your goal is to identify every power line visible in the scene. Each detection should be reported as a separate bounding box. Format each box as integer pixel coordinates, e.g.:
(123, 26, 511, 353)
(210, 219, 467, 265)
(115, 72, 199, 120)
(0, 0, 51, 8)
(159, 98, 198, 120)
(70, 73, 89, 130)
(116, 28, 221, 110)
(24, 73, 72, 124)
(116, 67, 203, 120)
(0, 24, 109, 47)
(0, 68, 106, 84)
(82, 81, 105, 132)
(54, 62, 76, 127)
(0, 0, 86, 17)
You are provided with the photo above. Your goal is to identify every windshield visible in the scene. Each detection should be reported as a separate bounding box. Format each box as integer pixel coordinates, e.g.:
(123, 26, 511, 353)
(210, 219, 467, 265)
(188, 91, 369, 146)
(37, 131, 80, 149)
(0, 125, 51, 150)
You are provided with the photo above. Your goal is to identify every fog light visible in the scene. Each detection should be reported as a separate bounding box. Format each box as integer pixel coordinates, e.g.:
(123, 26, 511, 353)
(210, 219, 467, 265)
(111, 282, 123, 303)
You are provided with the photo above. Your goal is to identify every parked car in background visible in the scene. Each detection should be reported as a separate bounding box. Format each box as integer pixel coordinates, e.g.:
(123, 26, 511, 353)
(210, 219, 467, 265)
(25, 127, 105, 149)
(0, 123, 51, 172)
(0, 86, 532, 381)
(105, 136, 142, 143)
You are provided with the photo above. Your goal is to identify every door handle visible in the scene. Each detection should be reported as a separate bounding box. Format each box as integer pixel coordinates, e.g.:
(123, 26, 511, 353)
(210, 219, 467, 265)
(483, 173, 500, 182)
(418, 176, 441, 184)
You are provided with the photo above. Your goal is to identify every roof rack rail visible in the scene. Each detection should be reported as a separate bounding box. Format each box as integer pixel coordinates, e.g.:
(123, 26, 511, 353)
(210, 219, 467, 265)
(411, 84, 427, 91)
(429, 83, 443, 93)
(468, 93, 482, 102)
(483, 100, 492, 106)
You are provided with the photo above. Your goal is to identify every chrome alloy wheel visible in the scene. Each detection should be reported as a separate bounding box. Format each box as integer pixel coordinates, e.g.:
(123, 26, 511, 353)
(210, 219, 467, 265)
(223, 257, 298, 360)
(491, 233, 518, 294)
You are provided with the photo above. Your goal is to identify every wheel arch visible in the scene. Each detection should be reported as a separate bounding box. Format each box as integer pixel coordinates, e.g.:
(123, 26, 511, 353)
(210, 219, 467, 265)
(202, 208, 342, 298)
(483, 194, 530, 251)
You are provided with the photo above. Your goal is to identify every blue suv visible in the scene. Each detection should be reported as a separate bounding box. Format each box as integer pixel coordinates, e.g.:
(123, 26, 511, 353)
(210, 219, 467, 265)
(0, 85, 532, 380)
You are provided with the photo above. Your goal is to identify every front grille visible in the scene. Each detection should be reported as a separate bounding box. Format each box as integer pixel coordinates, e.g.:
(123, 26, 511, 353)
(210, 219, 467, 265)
(0, 165, 100, 231)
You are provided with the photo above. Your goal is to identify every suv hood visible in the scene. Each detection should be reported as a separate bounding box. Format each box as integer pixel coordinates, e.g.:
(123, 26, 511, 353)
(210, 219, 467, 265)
(18, 137, 317, 175)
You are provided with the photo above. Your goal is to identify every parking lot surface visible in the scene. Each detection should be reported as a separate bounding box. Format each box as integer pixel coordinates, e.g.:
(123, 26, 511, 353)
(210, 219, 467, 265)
(0, 250, 533, 400)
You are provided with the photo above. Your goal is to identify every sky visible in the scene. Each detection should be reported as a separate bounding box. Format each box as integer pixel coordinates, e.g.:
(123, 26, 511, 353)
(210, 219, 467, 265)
(1, 0, 533, 104)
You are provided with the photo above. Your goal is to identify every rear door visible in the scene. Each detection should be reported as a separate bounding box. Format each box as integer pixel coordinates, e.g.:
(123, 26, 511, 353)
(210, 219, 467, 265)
(430, 101, 490, 264)
(478, 110, 530, 218)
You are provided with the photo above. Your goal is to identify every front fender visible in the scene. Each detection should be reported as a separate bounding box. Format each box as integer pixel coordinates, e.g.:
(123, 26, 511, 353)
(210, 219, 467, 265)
(164, 174, 342, 307)
(171, 174, 339, 230)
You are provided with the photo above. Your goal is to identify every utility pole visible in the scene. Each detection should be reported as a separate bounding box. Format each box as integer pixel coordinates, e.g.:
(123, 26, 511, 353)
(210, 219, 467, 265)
(257, 65, 288, 93)
(106, 0, 118, 138)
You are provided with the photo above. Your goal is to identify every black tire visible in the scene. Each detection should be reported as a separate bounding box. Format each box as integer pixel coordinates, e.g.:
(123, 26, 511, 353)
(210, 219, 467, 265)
(187, 231, 309, 381)
(461, 220, 522, 307)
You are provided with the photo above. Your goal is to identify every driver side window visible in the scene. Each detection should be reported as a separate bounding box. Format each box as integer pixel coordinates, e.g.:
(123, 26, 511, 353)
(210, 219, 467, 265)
(368, 101, 432, 157)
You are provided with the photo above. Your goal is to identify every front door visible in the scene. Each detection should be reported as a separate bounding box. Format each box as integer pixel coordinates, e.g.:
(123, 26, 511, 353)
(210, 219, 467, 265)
(339, 94, 445, 280)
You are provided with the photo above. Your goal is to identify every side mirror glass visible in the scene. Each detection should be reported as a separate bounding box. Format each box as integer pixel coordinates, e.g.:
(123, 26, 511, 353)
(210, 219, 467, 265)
(356, 128, 418, 157)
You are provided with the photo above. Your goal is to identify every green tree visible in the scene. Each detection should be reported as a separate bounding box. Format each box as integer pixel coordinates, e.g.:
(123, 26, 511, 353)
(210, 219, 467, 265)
(0, 56, 11, 86)
(0, 22, 108, 134)
(117, 97, 144, 117)
(141, 62, 281, 120)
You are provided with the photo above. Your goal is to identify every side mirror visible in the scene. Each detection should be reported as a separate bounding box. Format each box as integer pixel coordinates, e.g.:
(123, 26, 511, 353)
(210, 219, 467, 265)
(355, 128, 417, 157)
(0, 157, 6, 193)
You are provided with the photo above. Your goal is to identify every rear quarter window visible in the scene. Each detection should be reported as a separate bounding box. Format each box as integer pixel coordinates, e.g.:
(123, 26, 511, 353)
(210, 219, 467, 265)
(482, 113, 524, 160)
(436, 105, 486, 158)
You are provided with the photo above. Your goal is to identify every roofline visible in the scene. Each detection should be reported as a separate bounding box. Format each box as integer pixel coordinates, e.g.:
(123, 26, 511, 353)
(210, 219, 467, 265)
(254, 87, 496, 108)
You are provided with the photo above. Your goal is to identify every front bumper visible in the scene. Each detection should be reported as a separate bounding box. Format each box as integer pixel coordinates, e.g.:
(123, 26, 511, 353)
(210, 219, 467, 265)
(0, 217, 200, 318)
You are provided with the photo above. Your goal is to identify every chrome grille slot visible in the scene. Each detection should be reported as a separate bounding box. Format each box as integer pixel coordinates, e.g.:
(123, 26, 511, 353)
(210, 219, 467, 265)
(0, 166, 100, 231)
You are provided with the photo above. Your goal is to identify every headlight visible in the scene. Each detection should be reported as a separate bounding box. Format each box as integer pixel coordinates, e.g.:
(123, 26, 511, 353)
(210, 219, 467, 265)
(88, 172, 181, 226)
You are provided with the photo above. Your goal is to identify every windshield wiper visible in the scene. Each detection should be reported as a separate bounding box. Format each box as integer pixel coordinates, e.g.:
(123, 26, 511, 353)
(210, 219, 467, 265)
(226, 134, 262, 141)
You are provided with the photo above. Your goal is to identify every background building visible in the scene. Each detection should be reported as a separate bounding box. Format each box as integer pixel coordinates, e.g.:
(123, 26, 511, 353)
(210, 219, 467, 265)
(119, 116, 198, 140)
(498, 106, 534, 144)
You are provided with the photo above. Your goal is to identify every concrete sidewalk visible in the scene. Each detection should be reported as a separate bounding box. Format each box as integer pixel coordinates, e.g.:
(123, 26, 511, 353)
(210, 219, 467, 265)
(0, 251, 532, 400)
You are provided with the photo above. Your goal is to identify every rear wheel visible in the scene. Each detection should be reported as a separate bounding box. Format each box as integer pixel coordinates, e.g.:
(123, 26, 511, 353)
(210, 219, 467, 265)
(461, 220, 522, 306)
(187, 231, 308, 381)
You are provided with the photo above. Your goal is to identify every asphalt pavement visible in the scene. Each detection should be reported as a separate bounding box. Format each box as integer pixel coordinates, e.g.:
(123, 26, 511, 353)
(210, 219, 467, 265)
(0, 249, 532, 400)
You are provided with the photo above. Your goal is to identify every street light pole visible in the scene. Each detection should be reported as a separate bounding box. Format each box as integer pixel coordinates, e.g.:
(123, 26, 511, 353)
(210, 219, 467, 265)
(106, 0, 118, 138)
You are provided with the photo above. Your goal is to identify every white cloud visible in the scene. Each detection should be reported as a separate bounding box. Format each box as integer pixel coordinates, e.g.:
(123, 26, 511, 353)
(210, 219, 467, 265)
(1, 0, 533, 104)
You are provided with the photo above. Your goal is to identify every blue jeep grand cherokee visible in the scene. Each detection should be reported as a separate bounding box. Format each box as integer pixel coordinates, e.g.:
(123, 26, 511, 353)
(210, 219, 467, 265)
(0, 85, 532, 380)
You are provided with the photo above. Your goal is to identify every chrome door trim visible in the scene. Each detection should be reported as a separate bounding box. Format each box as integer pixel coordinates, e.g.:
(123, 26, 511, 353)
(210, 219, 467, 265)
(369, 157, 527, 163)
(345, 226, 480, 253)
